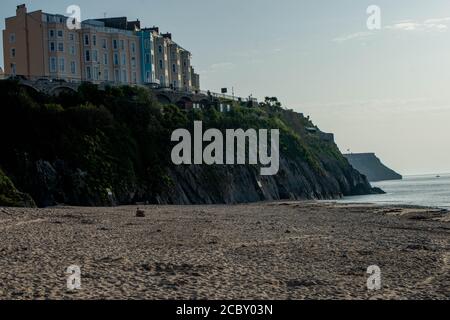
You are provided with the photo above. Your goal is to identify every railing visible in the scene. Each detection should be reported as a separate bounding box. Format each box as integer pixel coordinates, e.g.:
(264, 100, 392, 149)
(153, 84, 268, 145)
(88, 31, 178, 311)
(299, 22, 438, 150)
(198, 90, 257, 103)
(6, 75, 259, 104)
(14, 75, 83, 84)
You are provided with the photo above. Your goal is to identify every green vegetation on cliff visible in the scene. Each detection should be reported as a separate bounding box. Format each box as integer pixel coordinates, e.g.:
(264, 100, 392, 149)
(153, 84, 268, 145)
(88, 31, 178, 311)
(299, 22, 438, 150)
(0, 167, 35, 207)
(0, 80, 376, 207)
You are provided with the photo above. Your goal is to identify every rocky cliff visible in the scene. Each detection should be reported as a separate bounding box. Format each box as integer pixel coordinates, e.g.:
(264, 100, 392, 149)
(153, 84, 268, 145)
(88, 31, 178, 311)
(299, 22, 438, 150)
(0, 80, 381, 207)
(344, 153, 402, 182)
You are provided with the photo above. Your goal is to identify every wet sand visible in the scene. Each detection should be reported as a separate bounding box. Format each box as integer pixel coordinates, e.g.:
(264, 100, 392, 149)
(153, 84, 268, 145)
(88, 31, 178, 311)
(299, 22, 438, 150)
(0, 202, 448, 300)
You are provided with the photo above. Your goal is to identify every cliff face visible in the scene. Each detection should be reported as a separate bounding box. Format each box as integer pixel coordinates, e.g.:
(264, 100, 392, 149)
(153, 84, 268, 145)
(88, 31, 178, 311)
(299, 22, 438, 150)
(11, 153, 376, 207)
(344, 153, 402, 182)
(0, 80, 380, 207)
(159, 156, 375, 205)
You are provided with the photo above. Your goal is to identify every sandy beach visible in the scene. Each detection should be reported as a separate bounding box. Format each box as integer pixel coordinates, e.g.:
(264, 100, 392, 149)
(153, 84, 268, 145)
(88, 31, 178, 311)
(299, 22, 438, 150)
(0, 202, 448, 300)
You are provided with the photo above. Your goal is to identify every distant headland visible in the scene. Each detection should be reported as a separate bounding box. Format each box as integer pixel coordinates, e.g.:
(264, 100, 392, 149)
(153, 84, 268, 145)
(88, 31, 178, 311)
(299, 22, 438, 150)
(344, 153, 402, 182)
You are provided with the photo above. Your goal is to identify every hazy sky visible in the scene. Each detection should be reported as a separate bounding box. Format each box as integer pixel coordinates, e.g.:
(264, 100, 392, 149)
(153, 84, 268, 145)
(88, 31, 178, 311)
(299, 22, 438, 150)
(1, 0, 450, 175)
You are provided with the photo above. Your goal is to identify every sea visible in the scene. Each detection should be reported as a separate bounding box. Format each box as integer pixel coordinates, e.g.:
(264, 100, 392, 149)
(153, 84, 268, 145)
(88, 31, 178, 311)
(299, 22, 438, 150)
(340, 174, 450, 210)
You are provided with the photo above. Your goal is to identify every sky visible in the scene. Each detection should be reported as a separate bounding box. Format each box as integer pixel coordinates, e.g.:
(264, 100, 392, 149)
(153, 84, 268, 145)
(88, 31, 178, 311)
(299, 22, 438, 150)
(1, 0, 450, 175)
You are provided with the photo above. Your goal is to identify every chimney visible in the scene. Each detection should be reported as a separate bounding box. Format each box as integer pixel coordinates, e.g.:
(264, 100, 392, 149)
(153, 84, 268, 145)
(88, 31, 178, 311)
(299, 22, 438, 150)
(149, 26, 159, 34)
(162, 32, 172, 40)
(17, 4, 27, 16)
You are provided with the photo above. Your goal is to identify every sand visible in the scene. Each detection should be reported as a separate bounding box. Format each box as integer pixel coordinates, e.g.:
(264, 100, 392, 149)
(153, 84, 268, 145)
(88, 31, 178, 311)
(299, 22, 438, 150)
(0, 202, 448, 300)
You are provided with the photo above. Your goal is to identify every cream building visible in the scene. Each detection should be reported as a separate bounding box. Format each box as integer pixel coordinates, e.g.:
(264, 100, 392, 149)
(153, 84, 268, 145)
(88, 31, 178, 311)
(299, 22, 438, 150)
(190, 66, 200, 91)
(153, 32, 194, 91)
(180, 49, 192, 91)
(154, 34, 170, 87)
(168, 40, 182, 89)
(81, 19, 141, 84)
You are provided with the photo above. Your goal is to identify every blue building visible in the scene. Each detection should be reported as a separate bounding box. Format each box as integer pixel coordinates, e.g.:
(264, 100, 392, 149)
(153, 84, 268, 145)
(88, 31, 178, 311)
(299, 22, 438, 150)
(137, 28, 158, 84)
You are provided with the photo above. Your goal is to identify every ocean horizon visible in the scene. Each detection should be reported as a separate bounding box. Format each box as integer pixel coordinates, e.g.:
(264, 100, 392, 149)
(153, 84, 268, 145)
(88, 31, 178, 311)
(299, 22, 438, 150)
(341, 173, 450, 209)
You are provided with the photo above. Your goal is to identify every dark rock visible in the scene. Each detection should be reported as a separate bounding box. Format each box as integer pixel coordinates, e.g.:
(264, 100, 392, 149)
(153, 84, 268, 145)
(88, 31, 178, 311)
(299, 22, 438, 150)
(371, 187, 386, 194)
(136, 209, 146, 217)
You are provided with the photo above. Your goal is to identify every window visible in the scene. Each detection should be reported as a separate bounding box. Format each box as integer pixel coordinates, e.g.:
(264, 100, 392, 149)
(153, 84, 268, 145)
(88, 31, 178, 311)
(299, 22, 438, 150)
(145, 54, 150, 64)
(144, 40, 150, 50)
(9, 33, 16, 43)
(58, 43, 64, 52)
(50, 42, 56, 52)
(86, 66, 92, 79)
(122, 70, 127, 83)
(159, 60, 163, 69)
(71, 61, 76, 74)
(158, 45, 162, 53)
(93, 50, 98, 62)
(172, 64, 176, 73)
(120, 40, 124, 50)
(115, 69, 119, 82)
(146, 71, 150, 82)
(114, 53, 119, 65)
(57, 30, 63, 38)
(59, 57, 65, 72)
(84, 34, 89, 46)
(49, 30, 55, 38)
(50, 57, 57, 72)
(11, 63, 17, 75)
(85, 50, 90, 62)
(131, 57, 136, 68)
(121, 53, 126, 66)
(113, 39, 118, 50)
(103, 53, 108, 65)
(104, 69, 109, 81)
(102, 38, 107, 49)
(70, 46, 76, 55)
(11, 48, 16, 58)
(131, 42, 136, 54)
(69, 33, 75, 41)
(93, 67, 99, 80)
(92, 35, 97, 46)
(132, 72, 137, 84)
